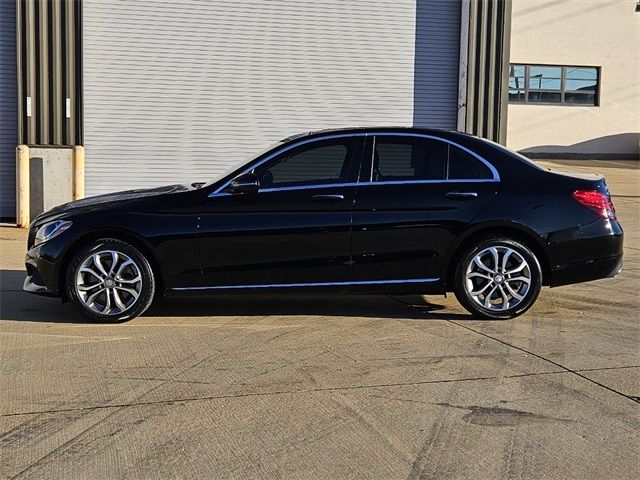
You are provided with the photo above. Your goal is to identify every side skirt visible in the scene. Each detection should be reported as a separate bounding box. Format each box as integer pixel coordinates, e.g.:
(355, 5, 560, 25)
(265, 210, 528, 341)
(165, 278, 445, 296)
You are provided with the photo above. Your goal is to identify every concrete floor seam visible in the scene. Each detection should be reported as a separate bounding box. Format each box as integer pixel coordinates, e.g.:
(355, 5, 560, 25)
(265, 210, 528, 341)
(447, 320, 640, 405)
(1, 369, 575, 419)
(387, 295, 640, 405)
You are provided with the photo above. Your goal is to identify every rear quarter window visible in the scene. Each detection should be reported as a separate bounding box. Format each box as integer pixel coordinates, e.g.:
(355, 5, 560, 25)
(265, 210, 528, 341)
(448, 145, 493, 180)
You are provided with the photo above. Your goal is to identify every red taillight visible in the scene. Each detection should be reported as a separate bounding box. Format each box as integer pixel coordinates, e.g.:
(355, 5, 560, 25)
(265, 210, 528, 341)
(572, 190, 616, 220)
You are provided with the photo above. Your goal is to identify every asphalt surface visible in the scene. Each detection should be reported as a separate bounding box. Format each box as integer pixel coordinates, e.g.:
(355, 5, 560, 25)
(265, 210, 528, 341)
(1, 160, 638, 479)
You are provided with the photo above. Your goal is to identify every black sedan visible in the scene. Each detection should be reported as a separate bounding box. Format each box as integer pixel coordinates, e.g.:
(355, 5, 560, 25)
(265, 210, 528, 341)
(24, 127, 623, 322)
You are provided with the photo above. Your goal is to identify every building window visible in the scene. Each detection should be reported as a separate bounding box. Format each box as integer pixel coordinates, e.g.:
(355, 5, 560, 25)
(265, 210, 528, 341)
(509, 64, 599, 106)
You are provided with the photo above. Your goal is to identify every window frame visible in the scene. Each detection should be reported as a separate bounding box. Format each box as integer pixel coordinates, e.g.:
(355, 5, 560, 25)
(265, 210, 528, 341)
(209, 132, 499, 198)
(364, 134, 499, 184)
(369, 135, 448, 183)
(255, 140, 356, 190)
(509, 64, 600, 107)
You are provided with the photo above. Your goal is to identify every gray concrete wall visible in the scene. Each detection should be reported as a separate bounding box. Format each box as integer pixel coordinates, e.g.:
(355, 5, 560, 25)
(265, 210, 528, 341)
(29, 148, 74, 219)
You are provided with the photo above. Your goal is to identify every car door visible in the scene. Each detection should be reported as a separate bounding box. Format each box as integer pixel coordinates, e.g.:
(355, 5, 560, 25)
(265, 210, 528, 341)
(197, 135, 365, 288)
(352, 134, 500, 283)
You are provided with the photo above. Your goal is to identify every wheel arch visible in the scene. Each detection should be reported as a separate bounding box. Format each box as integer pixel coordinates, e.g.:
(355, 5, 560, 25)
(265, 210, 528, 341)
(443, 222, 551, 289)
(58, 229, 164, 301)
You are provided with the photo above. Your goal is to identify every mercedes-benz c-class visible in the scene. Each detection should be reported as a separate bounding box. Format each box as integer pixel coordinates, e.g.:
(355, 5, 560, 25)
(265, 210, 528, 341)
(24, 128, 623, 321)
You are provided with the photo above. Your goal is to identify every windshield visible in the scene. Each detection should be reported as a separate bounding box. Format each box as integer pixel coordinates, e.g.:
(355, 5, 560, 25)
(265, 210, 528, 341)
(201, 140, 284, 188)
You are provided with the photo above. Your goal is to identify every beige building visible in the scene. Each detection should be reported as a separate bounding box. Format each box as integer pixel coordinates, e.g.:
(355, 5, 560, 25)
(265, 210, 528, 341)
(507, 0, 640, 157)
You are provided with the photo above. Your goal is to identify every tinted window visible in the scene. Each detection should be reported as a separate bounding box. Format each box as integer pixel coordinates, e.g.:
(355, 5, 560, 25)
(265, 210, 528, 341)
(448, 145, 493, 180)
(373, 137, 447, 181)
(257, 140, 354, 188)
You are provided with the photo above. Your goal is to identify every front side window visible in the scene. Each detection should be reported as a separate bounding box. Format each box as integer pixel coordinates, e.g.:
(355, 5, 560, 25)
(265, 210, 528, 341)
(371, 136, 493, 182)
(509, 64, 599, 106)
(256, 139, 357, 188)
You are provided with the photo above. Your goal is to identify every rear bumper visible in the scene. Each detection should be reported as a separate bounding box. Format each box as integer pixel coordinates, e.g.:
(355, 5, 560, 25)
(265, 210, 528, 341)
(547, 218, 623, 287)
(549, 254, 623, 287)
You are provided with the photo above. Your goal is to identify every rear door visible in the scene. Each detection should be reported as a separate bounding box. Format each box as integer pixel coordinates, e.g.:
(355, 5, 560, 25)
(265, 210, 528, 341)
(352, 134, 499, 282)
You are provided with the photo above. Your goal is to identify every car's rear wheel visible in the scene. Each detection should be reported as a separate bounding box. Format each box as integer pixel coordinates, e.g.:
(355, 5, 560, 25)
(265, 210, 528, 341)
(66, 238, 155, 322)
(453, 237, 542, 319)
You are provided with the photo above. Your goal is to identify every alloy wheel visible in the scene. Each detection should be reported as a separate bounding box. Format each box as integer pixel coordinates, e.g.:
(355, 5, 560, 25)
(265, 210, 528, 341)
(464, 246, 532, 311)
(75, 250, 143, 315)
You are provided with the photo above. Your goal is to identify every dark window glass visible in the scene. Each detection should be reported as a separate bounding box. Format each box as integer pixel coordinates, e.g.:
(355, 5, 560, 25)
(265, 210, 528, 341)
(508, 64, 599, 106)
(448, 146, 493, 180)
(528, 91, 562, 103)
(509, 89, 525, 103)
(564, 92, 596, 105)
(373, 137, 447, 181)
(258, 141, 353, 188)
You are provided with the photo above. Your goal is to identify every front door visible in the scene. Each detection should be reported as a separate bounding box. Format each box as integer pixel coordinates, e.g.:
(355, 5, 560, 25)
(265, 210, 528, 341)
(197, 135, 365, 288)
(352, 134, 500, 283)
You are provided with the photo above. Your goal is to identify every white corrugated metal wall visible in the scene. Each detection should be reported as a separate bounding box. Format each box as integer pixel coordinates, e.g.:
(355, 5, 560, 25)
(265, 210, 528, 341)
(83, 0, 461, 195)
(0, 0, 17, 218)
(413, 0, 462, 128)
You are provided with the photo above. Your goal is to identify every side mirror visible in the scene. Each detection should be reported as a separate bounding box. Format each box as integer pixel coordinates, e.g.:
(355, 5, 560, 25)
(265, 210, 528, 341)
(229, 172, 260, 194)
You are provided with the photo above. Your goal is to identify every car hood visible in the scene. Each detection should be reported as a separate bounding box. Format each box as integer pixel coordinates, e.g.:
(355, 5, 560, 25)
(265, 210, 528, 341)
(35, 184, 192, 222)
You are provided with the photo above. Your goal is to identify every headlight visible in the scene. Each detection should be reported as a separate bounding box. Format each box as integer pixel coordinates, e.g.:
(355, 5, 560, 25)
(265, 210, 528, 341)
(34, 220, 72, 246)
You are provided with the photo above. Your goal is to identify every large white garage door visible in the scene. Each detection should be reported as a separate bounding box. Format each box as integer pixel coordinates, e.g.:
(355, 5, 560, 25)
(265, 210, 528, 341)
(83, 0, 460, 195)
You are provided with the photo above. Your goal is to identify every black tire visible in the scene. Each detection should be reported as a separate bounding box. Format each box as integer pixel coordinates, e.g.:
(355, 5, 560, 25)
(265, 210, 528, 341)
(453, 237, 542, 320)
(66, 238, 155, 322)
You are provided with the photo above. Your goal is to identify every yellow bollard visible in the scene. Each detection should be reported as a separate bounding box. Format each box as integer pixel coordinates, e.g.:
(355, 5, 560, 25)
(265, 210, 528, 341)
(16, 145, 30, 228)
(73, 145, 85, 200)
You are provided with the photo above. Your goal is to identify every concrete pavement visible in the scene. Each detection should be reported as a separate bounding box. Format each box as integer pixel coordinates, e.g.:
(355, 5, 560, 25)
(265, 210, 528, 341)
(0, 160, 638, 479)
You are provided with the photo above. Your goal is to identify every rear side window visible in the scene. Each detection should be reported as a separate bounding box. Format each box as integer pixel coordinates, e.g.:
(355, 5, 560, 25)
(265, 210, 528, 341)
(448, 145, 493, 180)
(371, 136, 495, 182)
(373, 137, 447, 181)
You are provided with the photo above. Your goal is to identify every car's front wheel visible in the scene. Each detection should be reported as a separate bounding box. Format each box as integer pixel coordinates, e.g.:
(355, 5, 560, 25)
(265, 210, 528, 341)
(453, 237, 542, 319)
(66, 238, 155, 322)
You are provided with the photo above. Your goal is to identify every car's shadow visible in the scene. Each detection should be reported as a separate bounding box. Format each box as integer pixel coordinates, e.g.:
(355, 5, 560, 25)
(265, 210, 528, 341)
(0, 269, 475, 323)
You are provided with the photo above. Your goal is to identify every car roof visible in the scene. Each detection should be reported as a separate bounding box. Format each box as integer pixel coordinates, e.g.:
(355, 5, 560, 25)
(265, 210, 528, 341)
(280, 126, 474, 143)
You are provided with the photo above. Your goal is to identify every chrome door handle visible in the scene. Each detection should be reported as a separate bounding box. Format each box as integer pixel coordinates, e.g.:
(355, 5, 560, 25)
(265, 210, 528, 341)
(445, 191, 478, 200)
(312, 194, 345, 201)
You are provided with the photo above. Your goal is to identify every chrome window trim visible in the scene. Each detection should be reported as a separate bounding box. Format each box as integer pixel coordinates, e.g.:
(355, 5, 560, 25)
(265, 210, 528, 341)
(172, 277, 440, 291)
(208, 131, 499, 197)
(252, 178, 498, 195)
(209, 133, 367, 196)
(369, 132, 500, 182)
(259, 182, 359, 193)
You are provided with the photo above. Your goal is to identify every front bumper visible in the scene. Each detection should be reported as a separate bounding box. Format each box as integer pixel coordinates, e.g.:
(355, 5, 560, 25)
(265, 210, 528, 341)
(23, 226, 74, 298)
(24, 254, 60, 297)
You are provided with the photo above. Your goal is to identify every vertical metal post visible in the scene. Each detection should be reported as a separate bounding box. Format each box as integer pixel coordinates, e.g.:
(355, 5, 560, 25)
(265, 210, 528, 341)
(464, 0, 512, 144)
